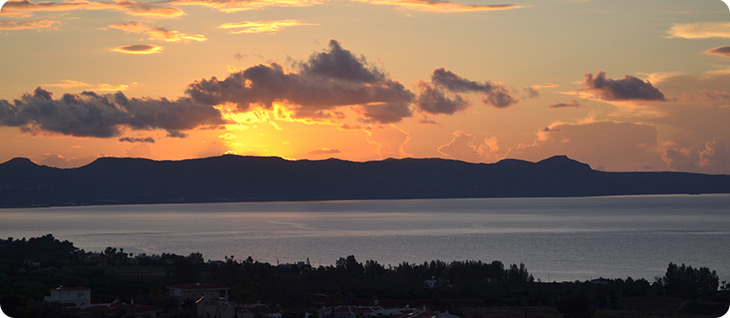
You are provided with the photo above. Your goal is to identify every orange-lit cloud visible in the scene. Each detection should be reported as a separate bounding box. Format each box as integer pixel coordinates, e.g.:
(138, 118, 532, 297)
(43, 80, 91, 88)
(218, 20, 316, 34)
(666, 21, 730, 39)
(187, 40, 415, 124)
(352, 0, 525, 13)
(112, 44, 163, 54)
(363, 125, 410, 158)
(42, 80, 136, 91)
(508, 120, 666, 171)
(437, 130, 500, 163)
(664, 137, 730, 174)
(0, 0, 185, 18)
(108, 21, 206, 42)
(94, 83, 136, 92)
(0, 19, 59, 30)
(170, 0, 321, 13)
(704, 46, 730, 57)
(308, 148, 341, 155)
(38, 153, 96, 169)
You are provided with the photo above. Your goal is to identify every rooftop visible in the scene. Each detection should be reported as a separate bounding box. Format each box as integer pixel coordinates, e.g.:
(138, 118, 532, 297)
(167, 283, 229, 290)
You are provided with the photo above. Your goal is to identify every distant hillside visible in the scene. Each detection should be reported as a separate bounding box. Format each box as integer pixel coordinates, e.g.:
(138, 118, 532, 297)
(1, 154, 729, 208)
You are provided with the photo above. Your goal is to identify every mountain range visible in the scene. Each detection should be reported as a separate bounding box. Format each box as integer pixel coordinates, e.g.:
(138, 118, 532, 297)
(1, 154, 729, 208)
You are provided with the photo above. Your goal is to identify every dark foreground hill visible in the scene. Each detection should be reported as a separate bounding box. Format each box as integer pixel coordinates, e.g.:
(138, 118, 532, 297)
(1, 154, 729, 208)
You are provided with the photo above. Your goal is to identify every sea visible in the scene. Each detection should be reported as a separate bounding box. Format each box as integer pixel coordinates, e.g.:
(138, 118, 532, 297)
(1, 194, 729, 283)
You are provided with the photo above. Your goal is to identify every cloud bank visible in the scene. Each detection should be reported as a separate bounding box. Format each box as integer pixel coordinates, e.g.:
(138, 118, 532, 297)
(187, 39, 415, 123)
(0, 87, 224, 138)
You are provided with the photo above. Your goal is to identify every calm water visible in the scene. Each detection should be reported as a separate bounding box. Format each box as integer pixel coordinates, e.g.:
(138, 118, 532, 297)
(1, 195, 729, 282)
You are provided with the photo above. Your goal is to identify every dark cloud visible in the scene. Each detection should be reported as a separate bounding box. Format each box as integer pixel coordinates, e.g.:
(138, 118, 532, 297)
(415, 81, 468, 115)
(549, 100, 581, 108)
(119, 136, 155, 143)
(525, 87, 539, 98)
(187, 39, 414, 123)
(431, 68, 517, 108)
(0, 87, 224, 138)
(704, 46, 730, 58)
(581, 70, 666, 101)
(166, 130, 188, 138)
(357, 102, 413, 124)
(112, 44, 162, 54)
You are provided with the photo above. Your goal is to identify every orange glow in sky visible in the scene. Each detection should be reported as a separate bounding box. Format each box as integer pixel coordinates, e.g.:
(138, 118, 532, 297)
(1, 0, 730, 174)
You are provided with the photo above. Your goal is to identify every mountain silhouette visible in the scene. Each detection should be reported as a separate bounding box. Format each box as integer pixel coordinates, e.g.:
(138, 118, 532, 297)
(1, 154, 729, 208)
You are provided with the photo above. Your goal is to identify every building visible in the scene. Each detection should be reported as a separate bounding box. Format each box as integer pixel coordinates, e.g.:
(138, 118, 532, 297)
(78, 303, 160, 318)
(424, 277, 450, 289)
(43, 286, 91, 308)
(399, 311, 459, 318)
(196, 299, 266, 318)
(318, 306, 384, 318)
(260, 309, 283, 318)
(168, 283, 230, 302)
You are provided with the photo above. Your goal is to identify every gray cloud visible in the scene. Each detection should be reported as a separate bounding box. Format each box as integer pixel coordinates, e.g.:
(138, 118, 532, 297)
(187, 39, 415, 123)
(431, 68, 518, 108)
(0, 87, 224, 138)
(415, 80, 469, 115)
(704, 46, 730, 58)
(581, 70, 666, 101)
(549, 100, 581, 108)
(357, 102, 413, 124)
(119, 136, 155, 143)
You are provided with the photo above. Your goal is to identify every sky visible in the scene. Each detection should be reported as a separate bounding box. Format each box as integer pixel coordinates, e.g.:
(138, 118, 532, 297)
(1, 0, 729, 173)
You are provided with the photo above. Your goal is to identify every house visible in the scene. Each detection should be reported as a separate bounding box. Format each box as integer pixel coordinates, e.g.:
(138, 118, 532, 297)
(196, 299, 269, 318)
(260, 309, 283, 318)
(589, 277, 610, 285)
(196, 298, 239, 318)
(367, 307, 417, 317)
(78, 302, 160, 318)
(43, 286, 91, 308)
(424, 277, 450, 289)
(399, 311, 459, 318)
(318, 306, 384, 318)
(167, 283, 229, 302)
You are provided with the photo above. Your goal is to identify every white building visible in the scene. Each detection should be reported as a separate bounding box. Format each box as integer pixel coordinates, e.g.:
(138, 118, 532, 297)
(44, 286, 91, 308)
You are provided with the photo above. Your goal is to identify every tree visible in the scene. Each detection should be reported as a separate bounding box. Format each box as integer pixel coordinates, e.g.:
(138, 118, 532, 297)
(662, 263, 719, 297)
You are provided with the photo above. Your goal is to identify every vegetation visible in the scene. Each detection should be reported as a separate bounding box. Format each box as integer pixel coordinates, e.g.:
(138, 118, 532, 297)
(0, 235, 728, 318)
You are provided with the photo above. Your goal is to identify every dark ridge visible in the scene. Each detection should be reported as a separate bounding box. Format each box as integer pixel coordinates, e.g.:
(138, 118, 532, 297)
(0, 157, 39, 169)
(0, 154, 729, 208)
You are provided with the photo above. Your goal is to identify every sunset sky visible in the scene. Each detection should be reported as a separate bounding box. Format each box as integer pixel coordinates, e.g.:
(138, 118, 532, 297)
(1, 0, 729, 173)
